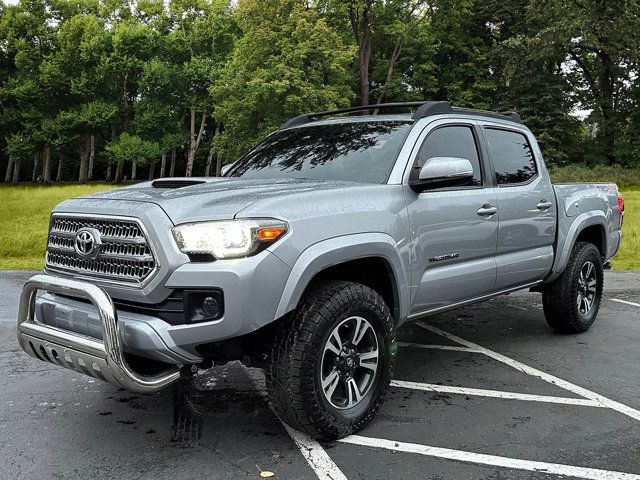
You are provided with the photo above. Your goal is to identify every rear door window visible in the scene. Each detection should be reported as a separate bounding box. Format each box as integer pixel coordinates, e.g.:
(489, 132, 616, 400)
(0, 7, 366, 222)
(485, 128, 537, 185)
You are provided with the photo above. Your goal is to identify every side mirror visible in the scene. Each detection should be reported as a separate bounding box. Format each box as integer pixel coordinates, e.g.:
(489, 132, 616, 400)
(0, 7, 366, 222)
(410, 156, 474, 191)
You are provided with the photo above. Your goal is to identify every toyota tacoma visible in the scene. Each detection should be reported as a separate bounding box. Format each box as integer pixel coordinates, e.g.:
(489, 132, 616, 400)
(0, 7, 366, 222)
(17, 101, 624, 439)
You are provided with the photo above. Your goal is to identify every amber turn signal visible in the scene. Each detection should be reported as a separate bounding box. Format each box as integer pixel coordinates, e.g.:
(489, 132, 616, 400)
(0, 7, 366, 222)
(257, 226, 286, 240)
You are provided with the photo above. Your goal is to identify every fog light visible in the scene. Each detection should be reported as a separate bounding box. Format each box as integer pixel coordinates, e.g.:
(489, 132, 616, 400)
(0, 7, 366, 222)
(184, 290, 224, 323)
(202, 296, 219, 318)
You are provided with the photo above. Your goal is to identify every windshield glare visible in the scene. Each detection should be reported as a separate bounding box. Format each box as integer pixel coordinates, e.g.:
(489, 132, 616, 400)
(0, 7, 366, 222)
(227, 121, 412, 184)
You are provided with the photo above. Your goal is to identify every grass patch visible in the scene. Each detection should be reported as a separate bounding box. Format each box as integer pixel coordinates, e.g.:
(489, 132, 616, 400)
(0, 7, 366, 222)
(549, 164, 640, 189)
(613, 189, 639, 270)
(0, 184, 117, 270)
(0, 183, 637, 270)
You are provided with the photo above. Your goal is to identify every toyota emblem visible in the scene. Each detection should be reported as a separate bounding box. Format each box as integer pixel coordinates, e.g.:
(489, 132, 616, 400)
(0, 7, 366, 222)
(74, 227, 103, 259)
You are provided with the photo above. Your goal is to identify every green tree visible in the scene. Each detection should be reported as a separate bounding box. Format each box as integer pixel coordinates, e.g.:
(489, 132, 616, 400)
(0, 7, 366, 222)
(167, 0, 236, 176)
(105, 132, 160, 179)
(528, 0, 640, 164)
(211, 0, 354, 163)
(0, 0, 58, 183)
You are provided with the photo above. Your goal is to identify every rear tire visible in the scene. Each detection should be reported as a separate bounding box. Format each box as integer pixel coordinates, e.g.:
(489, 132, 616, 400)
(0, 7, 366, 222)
(266, 280, 395, 440)
(542, 242, 603, 333)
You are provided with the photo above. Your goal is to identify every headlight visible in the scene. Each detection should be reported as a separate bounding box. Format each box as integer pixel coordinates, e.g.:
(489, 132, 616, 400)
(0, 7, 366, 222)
(172, 219, 288, 259)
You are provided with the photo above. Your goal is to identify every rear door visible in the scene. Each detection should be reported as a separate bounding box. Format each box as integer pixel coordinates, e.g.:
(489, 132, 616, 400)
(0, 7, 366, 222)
(404, 121, 499, 315)
(483, 126, 557, 289)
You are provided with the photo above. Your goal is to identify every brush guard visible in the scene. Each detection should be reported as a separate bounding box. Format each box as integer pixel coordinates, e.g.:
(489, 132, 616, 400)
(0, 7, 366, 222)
(17, 274, 181, 393)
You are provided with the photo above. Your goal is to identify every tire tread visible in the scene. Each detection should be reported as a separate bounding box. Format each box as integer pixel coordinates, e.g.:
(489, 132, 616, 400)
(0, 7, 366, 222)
(266, 280, 395, 440)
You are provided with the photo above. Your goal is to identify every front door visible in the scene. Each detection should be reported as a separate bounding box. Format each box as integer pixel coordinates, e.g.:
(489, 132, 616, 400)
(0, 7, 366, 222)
(405, 123, 499, 315)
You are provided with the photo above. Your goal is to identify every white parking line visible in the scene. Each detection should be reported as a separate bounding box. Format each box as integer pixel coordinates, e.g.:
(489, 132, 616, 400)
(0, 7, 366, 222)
(396, 342, 479, 353)
(417, 322, 640, 422)
(243, 367, 348, 480)
(390, 380, 605, 408)
(339, 435, 640, 480)
(281, 423, 349, 480)
(611, 298, 640, 308)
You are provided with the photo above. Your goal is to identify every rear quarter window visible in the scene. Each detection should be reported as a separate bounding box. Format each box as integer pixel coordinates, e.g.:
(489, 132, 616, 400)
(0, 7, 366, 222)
(485, 128, 537, 185)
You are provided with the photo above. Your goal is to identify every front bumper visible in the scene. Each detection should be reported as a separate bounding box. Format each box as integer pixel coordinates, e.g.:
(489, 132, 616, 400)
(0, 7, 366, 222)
(17, 274, 181, 393)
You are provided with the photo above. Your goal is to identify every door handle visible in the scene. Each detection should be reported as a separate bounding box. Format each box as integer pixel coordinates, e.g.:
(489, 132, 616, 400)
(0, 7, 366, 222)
(477, 204, 498, 217)
(537, 200, 553, 211)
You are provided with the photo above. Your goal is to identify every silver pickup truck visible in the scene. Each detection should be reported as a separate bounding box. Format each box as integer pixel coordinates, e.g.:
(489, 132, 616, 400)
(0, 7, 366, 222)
(16, 101, 624, 440)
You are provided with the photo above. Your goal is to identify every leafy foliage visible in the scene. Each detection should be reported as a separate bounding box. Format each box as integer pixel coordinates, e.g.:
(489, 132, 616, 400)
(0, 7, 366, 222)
(1, 0, 639, 183)
(211, 0, 354, 161)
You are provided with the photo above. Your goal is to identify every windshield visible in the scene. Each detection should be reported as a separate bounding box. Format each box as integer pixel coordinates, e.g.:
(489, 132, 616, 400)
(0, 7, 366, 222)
(227, 121, 412, 184)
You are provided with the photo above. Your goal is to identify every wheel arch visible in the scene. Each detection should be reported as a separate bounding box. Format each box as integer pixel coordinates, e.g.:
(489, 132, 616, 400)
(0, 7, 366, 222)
(274, 233, 410, 323)
(548, 212, 609, 282)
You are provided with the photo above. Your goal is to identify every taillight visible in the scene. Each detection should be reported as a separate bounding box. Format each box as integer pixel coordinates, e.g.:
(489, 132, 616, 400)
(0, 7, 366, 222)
(618, 192, 624, 226)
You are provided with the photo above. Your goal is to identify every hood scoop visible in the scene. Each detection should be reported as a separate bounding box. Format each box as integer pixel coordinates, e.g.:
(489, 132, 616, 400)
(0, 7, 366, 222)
(152, 179, 207, 189)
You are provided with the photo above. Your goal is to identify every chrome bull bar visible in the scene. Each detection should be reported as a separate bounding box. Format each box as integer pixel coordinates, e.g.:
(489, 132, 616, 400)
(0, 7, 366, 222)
(17, 273, 181, 393)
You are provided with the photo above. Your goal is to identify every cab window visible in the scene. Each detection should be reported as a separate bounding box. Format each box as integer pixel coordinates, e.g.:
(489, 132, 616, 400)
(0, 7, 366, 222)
(414, 125, 483, 187)
(485, 128, 537, 185)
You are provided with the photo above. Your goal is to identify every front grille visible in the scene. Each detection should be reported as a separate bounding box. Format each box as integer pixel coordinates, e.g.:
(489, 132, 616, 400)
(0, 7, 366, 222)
(45, 215, 157, 285)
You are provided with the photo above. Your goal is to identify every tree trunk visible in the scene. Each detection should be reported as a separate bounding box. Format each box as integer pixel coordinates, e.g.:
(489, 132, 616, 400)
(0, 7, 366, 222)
(115, 160, 124, 183)
(148, 160, 156, 180)
(598, 50, 616, 165)
(186, 108, 206, 177)
(131, 159, 137, 180)
(12, 160, 20, 185)
(207, 124, 220, 177)
(107, 124, 115, 181)
(159, 153, 167, 178)
(88, 134, 95, 180)
(375, 37, 403, 109)
(42, 145, 51, 184)
(216, 155, 223, 177)
(78, 134, 91, 183)
(169, 148, 176, 177)
(349, 1, 373, 107)
(358, 35, 371, 107)
(205, 148, 213, 177)
(56, 152, 64, 181)
(32, 152, 39, 182)
(4, 157, 13, 183)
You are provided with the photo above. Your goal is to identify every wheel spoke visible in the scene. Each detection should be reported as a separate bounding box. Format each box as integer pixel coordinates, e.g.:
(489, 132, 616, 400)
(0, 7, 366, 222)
(577, 294, 584, 313)
(581, 296, 590, 314)
(585, 262, 594, 279)
(346, 377, 362, 408)
(351, 317, 370, 346)
(326, 330, 343, 356)
(320, 315, 379, 410)
(358, 350, 378, 372)
(322, 370, 340, 399)
(587, 279, 597, 291)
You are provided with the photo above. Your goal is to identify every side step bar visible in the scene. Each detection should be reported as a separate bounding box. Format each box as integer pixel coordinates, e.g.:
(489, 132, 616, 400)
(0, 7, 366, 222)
(17, 274, 181, 393)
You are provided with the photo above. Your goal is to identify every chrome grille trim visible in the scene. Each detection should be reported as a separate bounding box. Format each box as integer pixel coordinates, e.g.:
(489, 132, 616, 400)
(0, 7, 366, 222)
(45, 214, 158, 286)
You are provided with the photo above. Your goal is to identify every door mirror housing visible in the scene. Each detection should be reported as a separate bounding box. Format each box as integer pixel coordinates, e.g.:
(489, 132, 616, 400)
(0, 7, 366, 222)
(410, 156, 475, 191)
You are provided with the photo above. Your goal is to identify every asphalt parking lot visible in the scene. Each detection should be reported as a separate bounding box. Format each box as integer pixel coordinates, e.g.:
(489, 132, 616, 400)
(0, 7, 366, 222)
(1, 270, 640, 480)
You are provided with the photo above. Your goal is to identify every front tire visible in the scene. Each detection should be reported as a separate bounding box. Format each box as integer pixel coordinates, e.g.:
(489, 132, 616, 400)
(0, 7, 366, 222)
(266, 280, 395, 440)
(542, 242, 604, 333)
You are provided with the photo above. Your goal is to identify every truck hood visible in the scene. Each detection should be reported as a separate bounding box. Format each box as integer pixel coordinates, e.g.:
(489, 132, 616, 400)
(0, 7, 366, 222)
(76, 177, 359, 224)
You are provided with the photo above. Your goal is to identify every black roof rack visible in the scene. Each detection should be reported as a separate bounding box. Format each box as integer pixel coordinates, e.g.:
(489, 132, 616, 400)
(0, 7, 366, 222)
(281, 101, 522, 129)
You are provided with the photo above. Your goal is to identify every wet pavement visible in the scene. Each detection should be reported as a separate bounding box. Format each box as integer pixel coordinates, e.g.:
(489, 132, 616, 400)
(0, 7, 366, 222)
(1, 271, 639, 479)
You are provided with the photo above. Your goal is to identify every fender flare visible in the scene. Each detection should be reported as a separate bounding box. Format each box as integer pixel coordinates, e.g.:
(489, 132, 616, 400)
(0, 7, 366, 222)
(548, 211, 608, 282)
(273, 233, 410, 322)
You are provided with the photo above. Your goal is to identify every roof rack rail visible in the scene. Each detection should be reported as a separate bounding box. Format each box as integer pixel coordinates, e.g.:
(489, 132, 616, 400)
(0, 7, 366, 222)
(450, 106, 522, 124)
(280, 101, 522, 129)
